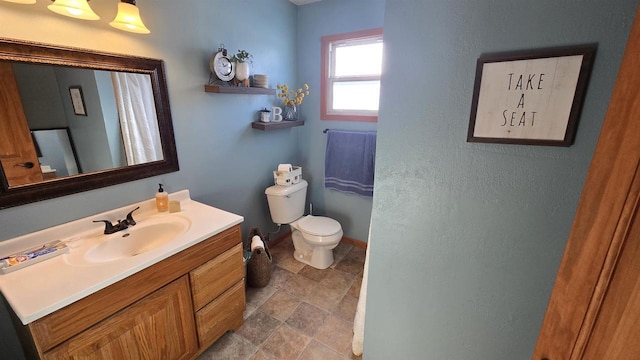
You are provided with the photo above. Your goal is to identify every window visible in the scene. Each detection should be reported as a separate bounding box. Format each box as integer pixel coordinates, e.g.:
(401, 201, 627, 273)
(321, 28, 383, 122)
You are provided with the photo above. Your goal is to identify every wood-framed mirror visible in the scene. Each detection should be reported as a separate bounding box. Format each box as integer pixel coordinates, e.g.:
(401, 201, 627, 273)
(0, 38, 179, 209)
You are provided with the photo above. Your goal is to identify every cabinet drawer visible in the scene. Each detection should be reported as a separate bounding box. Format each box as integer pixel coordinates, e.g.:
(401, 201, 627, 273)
(189, 243, 244, 311)
(195, 280, 245, 348)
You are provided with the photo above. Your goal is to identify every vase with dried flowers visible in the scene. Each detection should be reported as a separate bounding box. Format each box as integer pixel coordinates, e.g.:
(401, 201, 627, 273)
(277, 83, 310, 120)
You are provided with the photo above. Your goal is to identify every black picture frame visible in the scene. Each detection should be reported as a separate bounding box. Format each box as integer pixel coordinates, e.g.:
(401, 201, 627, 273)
(467, 44, 597, 146)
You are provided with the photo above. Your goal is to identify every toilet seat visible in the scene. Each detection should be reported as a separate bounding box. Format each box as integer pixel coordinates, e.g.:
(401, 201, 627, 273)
(298, 215, 341, 236)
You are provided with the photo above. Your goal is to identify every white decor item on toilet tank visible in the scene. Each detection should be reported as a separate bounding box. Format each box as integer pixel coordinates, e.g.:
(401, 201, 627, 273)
(265, 179, 343, 269)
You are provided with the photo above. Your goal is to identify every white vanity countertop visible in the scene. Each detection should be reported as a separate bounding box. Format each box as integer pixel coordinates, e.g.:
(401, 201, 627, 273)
(0, 190, 243, 325)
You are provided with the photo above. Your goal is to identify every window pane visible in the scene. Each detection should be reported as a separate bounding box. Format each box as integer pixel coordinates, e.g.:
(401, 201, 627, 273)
(332, 81, 380, 111)
(335, 42, 383, 77)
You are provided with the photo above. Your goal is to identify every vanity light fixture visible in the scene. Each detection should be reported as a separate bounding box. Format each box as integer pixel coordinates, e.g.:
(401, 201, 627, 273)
(48, 0, 100, 20)
(2, 0, 36, 4)
(109, 0, 150, 34)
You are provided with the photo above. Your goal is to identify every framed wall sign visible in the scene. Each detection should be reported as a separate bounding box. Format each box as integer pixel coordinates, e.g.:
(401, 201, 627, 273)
(467, 45, 596, 146)
(69, 86, 87, 116)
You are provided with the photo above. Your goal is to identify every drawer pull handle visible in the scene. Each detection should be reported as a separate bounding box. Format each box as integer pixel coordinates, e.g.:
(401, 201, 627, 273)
(14, 162, 34, 169)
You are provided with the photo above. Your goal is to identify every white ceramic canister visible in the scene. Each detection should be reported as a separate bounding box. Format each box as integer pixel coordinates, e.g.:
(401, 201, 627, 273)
(260, 109, 271, 122)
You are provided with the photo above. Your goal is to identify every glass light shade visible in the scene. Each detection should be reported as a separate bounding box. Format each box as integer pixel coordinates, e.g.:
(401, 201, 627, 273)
(109, 2, 150, 34)
(48, 0, 100, 20)
(2, 0, 37, 4)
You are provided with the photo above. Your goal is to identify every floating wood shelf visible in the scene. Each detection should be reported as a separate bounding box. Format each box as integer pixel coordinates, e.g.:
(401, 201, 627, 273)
(251, 120, 304, 131)
(204, 84, 276, 95)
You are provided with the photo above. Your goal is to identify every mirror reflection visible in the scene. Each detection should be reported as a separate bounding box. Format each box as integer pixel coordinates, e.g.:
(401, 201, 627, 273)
(2, 62, 163, 188)
(0, 38, 179, 210)
(31, 128, 81, 180)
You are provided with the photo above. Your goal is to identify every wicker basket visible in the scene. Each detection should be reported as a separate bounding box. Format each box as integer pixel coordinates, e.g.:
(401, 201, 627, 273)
(246, 227, 272, 288)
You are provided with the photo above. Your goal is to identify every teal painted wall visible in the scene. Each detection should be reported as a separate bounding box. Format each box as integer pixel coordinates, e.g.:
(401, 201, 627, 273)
(364, 0, 638, 359)
(297, 0, 385, 242)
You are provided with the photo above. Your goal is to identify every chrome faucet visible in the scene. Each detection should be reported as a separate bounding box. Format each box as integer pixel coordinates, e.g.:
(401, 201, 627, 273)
(93, 207, 139, 235)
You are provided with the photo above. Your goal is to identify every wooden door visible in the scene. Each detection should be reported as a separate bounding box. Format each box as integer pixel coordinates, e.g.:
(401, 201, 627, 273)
(533, 6, 640, 360)
(0, 61, 43, 186)
(43, 276, 198, 360)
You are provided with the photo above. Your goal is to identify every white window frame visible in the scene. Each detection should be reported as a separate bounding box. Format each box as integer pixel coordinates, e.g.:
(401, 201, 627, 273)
(321, 28, 383, 122)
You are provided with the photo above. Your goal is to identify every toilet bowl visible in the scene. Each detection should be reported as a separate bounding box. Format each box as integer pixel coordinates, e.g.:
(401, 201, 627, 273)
(265, 180, 343, 269)
(290, 215, 343, 269)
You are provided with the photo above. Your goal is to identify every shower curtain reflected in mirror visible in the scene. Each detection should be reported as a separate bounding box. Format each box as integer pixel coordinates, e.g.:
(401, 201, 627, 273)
(111, 72, 162, 165)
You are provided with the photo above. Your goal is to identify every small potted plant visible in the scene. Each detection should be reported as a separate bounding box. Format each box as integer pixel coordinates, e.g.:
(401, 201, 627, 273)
(231, 49, 253, 83)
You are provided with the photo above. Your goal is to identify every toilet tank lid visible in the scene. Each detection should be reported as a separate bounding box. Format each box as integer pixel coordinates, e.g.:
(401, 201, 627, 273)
(298, 215, 342, 236)
(265, 179, 308, 196)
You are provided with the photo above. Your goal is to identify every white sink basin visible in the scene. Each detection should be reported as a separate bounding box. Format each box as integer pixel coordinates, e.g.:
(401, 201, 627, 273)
(0, 190, 245, 325)
(74, 216, 191, 264)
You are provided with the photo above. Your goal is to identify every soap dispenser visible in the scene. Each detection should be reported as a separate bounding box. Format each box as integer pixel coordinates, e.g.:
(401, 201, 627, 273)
(156, 183, 168, 212)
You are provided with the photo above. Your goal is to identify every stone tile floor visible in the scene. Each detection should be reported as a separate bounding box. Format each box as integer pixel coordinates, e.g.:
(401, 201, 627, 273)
(198, 237, 365, 360)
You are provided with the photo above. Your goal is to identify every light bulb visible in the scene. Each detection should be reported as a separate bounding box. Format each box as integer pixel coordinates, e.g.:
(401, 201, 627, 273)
(48, 0, 100, 21)
(109, 1, 150, 34)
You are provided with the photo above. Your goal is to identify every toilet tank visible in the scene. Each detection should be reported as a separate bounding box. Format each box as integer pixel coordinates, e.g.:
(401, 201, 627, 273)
(265, 180, 307, 225)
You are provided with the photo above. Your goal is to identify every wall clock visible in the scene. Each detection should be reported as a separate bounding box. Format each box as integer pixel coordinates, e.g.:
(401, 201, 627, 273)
(209, 45, 235, 82)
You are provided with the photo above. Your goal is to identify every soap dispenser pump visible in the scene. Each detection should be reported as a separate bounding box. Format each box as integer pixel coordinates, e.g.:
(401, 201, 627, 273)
(156, 183, 168, 212)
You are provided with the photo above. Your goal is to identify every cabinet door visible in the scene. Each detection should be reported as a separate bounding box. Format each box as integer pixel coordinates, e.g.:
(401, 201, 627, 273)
(43, 276, 197, 360)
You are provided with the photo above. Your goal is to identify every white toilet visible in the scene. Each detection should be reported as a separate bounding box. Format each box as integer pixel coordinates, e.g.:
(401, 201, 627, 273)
(265, 179, 343, 269)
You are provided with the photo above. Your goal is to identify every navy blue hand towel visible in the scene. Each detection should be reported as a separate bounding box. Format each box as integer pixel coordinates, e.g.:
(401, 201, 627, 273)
(324, 130, 376, 197)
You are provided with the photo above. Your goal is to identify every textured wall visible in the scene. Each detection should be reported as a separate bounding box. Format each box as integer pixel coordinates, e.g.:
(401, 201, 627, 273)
(296, 0, 385, 241)
(364, 0, 638, 358)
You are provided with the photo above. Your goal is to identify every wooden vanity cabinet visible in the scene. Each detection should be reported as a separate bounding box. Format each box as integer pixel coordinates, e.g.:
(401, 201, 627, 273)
(13, 225, 245, 360)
